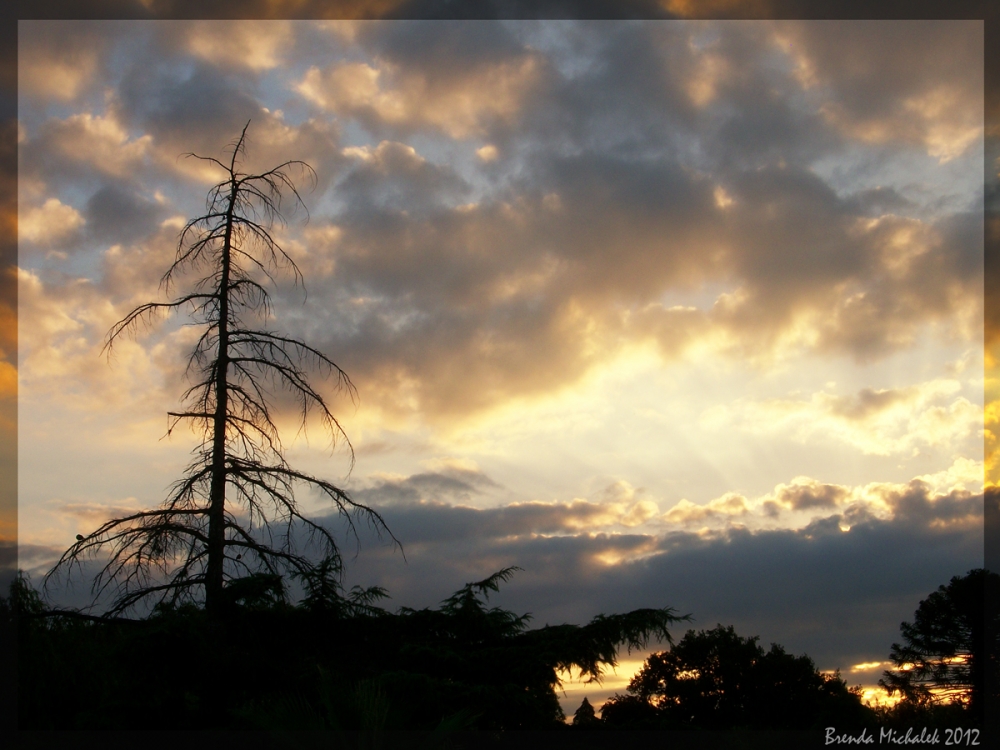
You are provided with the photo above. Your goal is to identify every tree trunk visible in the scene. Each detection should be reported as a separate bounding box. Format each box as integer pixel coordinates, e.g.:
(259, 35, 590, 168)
(205, 179, 236, 616)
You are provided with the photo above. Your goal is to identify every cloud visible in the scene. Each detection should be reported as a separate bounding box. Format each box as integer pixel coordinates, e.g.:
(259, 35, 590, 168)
(772, 478, 849, 511)
(773, 21, 983, 164)
(15, 261, 193, 415)
(18, 21, 120, 103)
(19, 198, 85, 246)
(336, 140, 470, 213)
(297, 57, 540, 138)
(24, 110, 154, 181)
(16, 20, 984, 427)
(294, 469, 984, 670)
(663, 492, 749, 525)
(296, 22, 543, 138)
(184, 21, 294, 71)
(701, 380, 982, 457)
(352, 465, 501, 508)
(351, 471, 661, 541)
(84, 183, 163, 245)
(55, 500, 144, 525)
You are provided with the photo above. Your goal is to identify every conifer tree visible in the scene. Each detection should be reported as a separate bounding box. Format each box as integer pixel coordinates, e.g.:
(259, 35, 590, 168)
(572, 696, 598, 726)
(880, 569, 1000, 720)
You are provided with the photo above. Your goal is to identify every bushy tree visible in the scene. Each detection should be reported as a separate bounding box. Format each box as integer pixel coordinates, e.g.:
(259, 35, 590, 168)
(879, 569, 1000, 721)
(45, 123, 397, 617)
(601, 624, 873, 730)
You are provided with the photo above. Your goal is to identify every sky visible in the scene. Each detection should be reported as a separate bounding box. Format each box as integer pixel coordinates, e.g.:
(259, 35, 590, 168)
(15, 19, 985, 714)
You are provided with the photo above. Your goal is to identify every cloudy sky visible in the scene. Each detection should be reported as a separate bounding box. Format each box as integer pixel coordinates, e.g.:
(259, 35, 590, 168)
(16, 19, 984, 712)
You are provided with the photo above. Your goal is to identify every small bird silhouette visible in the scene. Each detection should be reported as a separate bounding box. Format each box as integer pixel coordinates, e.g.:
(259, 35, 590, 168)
(76, 534, 84, 541)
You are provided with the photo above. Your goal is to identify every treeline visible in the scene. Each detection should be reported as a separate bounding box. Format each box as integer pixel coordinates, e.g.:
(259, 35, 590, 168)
(3, 567, 992, 734)
(5, 567, 685, 731)
(580, 568, 997, 732)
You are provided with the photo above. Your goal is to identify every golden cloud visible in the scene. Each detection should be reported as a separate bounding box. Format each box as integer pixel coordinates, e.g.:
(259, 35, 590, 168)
(296, 54, 540, 138)
(19, 198, 85, 245)
(41, 111, 153, 179)
(662, 492, 750, 526)
(16, 265, 189, 417)
(652, 460, 982, 534)
(185, 21, 294, 71)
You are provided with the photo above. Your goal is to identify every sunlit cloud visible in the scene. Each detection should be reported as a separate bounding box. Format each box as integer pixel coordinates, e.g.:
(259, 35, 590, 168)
(19, 198, 85, 246)
(701, 380, 981, 457)
(184, 20, 294, 71)
(476, 144, 499, 162)
(30, 111, 154, 180)
(662, 492, 750, 526)
(295, 52, 541, 138)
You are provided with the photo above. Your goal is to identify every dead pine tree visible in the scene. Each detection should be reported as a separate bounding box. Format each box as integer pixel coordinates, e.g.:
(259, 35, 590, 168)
(46, 122, 398, 618)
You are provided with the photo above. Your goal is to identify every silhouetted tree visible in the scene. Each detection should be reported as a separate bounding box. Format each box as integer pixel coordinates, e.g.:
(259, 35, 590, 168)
(601, 624, 873, 730)
(45, 123, 397, 617)
(879, 569, 1000, 721)
(572, 696, 598, 726)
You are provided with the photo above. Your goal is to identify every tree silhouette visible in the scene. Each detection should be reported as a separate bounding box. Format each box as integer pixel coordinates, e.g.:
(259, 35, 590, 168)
(12, 565, 690, 730)
(45, 123, 397, 618)
(879, 568, 1000, 721)
(601, 624, 873, 730)
(571, 697, 598, 726)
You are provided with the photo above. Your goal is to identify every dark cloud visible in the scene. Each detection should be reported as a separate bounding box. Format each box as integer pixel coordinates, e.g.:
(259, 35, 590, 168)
(322, 483, 982, 668)
(337, 141, 470, 215)
(117, 59, 261, 154)
(773, 20, 983, 150)
(775, 481, 848, 510)
(84, 183, 163, 245)
(15, 543, 63, 571)
(362, 19, 528, 73)
(881, 482, 983, 529)
(352, 466, 501, 508)
(842, 186, 914, 217)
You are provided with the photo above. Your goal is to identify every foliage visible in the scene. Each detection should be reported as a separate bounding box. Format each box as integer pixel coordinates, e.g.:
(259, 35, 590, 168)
(43, 124, 397, 617)
(879, 568, 1000, 722)
(296, 554, 391, 618)
(13, 567, 687, 731)
(600, 624, 875, 730)
(0, 570, 46, 620)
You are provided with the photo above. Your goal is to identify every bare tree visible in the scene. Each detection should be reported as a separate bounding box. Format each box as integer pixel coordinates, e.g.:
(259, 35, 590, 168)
(46, 122, 397, 618)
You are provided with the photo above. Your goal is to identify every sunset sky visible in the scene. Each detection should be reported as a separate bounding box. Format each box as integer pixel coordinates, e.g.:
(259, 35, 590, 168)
(15, 19, 985, 711)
